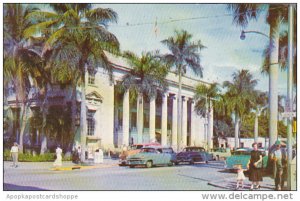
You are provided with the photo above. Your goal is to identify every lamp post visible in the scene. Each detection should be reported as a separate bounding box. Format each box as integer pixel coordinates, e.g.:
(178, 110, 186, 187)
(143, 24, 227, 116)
(240, 30, 269, 40)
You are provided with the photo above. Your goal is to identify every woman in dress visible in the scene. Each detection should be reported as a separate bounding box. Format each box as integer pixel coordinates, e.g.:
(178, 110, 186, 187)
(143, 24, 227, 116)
(247, 142, 263, 190)
(53, 145, 63, 166)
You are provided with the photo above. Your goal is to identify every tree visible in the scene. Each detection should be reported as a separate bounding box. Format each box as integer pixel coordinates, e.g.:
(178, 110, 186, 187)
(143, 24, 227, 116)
(223, 70, 258, 149)
(227, 3, 290, 147)
(25, 4, 120, 160)
(194, 82, 221, 149)
(120, 51, 169, 143)
(4, 4, 45, 153)
(161, 30, 205, 150)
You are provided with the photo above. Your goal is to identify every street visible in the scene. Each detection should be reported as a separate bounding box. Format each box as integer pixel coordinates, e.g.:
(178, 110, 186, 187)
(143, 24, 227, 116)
(4, 160, 233, 191)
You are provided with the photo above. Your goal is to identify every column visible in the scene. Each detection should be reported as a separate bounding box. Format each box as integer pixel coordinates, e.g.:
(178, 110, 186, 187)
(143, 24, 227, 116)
(161, 94, 168, 146)
(171, 95, 178, 150)
(182, 97, 188, 148)
(149, 97, 156, 143)
(190, 100, 196, 146)
(122, 90, 130, 146)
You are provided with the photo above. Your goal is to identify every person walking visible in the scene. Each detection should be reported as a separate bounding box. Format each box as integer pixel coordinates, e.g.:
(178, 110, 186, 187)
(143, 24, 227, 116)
(247, 142, 263, 190)
(53, 145, 63, 167)
(270, 140, 287, 190)
(10, 142, 19, 168)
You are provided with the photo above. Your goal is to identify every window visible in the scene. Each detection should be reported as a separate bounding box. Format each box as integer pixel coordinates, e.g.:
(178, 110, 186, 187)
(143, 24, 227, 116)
(88, 72, 95, 84)
(87, 110, 96, 136)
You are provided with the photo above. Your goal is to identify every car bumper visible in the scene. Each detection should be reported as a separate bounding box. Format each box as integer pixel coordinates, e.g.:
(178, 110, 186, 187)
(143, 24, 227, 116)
(127, 159, 146, 166)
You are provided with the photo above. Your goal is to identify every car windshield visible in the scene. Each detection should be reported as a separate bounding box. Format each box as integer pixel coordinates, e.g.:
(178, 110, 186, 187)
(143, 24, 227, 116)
(162, 148, 174, 153)
(184, 147, 205, 152)
(141, 148, 156, 153)
(131, 145, 143, 150)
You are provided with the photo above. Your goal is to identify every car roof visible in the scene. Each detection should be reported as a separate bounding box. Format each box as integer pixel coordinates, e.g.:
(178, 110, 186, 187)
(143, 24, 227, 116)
(184, 146, 205, 149)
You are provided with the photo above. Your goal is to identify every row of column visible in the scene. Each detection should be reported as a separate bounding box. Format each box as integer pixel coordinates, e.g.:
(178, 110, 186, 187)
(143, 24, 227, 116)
(122, 91, 212, 149)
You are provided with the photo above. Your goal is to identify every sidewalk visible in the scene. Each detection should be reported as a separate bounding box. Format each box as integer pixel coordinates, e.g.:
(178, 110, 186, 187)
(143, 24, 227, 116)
(50, 158, 119, 171)
(4, 158, 119, 171)
(208, 176, 276, 191)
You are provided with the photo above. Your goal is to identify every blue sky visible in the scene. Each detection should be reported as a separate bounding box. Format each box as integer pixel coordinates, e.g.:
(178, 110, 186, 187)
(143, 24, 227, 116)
(96, 3, 288, 95)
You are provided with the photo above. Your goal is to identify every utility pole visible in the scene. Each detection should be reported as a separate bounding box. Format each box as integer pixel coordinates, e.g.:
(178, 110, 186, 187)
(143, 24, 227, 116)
(286, 4, 294, 190)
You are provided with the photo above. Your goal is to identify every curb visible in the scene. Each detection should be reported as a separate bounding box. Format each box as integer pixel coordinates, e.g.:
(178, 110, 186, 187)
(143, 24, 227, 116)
(50, 163, 118, 171)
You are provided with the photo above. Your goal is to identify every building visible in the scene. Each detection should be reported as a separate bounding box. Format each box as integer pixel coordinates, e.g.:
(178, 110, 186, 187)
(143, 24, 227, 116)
(5, 53, 213, 153)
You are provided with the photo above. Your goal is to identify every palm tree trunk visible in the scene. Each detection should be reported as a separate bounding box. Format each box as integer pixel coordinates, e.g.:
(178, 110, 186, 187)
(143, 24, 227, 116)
(18, 101, 29, 154)
(254, 113, 259, 143)
(80, 82, 87, 161)
(268, 16, 281, 148)
(137, 92, 144, 143)
(177, 71, 182, 151)
(69, 86, 77, 151)
(40, 87, 48, 154)
(234, 113, 240, 149)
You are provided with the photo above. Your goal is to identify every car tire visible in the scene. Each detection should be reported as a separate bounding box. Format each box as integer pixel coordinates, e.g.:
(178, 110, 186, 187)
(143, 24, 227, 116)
(205, 161, 208, 164)
(189, 159, 195, 165)
(129, 165, 134, 168)
(146, 161, 153, 168)
(174, 162, 179, 165)
(168, 162, 174, 166)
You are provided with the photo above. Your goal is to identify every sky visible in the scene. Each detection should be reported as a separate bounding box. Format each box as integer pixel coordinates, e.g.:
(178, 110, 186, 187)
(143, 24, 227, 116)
(95, 3, 289, 95)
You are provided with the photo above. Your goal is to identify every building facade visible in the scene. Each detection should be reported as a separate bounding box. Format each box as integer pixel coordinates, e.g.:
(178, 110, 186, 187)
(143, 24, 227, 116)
(5, 53, 213, 153)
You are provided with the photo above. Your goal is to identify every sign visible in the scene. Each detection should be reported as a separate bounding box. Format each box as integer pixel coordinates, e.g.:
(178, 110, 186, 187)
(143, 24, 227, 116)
(281, 112, 296, 118)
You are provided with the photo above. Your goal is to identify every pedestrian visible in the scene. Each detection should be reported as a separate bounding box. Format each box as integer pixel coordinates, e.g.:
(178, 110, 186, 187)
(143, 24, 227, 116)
(247, 142, 263, 190)
(77, 146, 82, 163)
(10, 142, 19, 168)
(270, 140, 287, 190)
(98, 148, 104, 163)
(53, 145, 63, 167)
(235, 164, 246, 190)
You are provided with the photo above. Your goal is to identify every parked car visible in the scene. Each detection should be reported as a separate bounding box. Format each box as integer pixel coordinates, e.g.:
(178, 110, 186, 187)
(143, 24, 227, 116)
(119, 142, 161, 166)
(174, 146, 214, 164)
(224, 148, 268, 171)
(127, 146, 176, 168)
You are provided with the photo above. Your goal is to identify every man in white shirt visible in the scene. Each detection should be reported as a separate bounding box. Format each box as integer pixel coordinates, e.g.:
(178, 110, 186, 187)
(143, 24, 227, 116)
(10, 142, 19, 168)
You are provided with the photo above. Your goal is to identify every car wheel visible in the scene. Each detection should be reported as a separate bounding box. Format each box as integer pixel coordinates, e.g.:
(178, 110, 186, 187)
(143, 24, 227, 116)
(205, 161, 208, 164)
(174, 162, 179, 165)
(146, 161, 153, 168)
(129, 165, 134, 168)
(189, 159, 195, 165)
(168, 162, 174, 166)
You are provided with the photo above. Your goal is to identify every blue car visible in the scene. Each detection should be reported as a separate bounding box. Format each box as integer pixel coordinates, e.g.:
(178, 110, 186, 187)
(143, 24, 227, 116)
(127, 147, 176, 168)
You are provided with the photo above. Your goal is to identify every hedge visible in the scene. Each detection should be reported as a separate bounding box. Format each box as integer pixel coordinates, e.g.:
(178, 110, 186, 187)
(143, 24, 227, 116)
(4, 150, 71, 162)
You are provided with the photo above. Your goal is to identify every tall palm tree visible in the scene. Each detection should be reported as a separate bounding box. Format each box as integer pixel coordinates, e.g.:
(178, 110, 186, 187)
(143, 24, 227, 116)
(25, 4, 120, 160)
(194, 82, 221, 149)
(161, 30, 205, 150)
(223, 70, 258, 149)
(120, 51, 168, 144)
(4, 4, 45, 153)
(227, 3, 289, 147)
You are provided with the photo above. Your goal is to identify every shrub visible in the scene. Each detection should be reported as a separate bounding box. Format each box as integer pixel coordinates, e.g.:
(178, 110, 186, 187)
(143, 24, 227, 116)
(3, 149, 71, 162)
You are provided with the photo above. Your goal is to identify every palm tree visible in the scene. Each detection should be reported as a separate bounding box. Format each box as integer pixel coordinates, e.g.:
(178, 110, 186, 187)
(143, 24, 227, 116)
(120, 51, 168, 144)
(194, 82, 221, 149)
(227, 3, 290, 147)
(223, 70, 258, 149)
(253, 91, 268, 142)
(4, 4, 45, 153)
(161, 30, 205, 150)
(25, 4, 120, 160)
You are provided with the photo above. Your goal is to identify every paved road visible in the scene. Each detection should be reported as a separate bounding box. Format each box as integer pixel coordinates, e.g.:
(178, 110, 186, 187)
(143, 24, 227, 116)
(4, 160, 239, 190)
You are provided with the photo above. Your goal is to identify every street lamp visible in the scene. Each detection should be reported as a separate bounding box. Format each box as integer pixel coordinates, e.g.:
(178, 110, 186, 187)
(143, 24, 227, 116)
(240, 30, 269, 40)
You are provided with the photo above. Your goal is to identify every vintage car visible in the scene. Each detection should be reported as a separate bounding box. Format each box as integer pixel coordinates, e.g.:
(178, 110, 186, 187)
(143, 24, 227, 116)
(174, 146, 214, 164)
(224, 148, 268, 171)
(127, 147, 176, 168)
(119, 142, 161, 166)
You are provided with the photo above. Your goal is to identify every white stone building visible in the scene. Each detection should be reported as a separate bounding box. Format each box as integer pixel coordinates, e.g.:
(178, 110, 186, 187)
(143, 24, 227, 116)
(5, 53, 213, 153)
